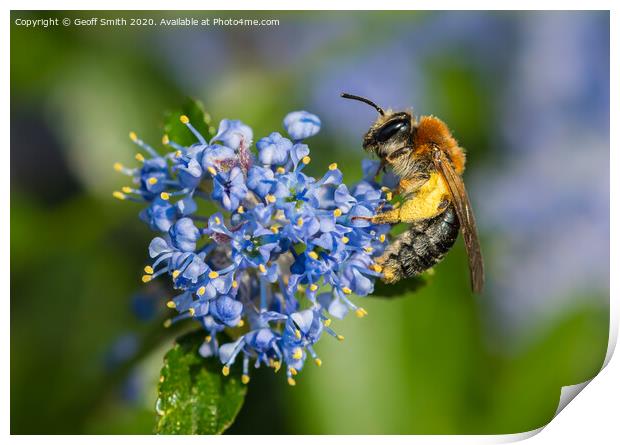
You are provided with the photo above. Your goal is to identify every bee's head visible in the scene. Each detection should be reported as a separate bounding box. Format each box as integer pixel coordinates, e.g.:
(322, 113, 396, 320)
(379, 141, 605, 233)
(341, 93, 415, 161)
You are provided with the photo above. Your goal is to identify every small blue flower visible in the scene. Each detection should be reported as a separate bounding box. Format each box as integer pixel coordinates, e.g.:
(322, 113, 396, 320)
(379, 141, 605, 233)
(256, 132, 293, 166)
(283, 111, 321, 140)
(212, 166, 248, 211)
(211, 119, 253, 150)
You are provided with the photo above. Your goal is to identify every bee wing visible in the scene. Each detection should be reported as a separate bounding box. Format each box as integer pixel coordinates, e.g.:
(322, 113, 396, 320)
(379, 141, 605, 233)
(432, 148, 485, 293)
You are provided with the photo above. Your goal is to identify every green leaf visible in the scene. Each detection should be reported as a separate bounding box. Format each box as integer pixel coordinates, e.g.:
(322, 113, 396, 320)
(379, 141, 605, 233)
(371, 274, 429, 298)
(155, 330, 247, 435)
(163, 98, 215, 147)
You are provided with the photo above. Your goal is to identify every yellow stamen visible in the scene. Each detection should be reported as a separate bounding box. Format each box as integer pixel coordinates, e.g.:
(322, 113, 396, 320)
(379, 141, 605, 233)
(273, 361, 281, 373)
(292, 348, 303, 360)
(297, 284, 305, 293)
(266, 194, 276, 203)
(241, 375, 250, 384)
(337, 335, 345, 342)
(295, 329, 302, 340)
(237, 206, 244, 214)
(208, 271, 219, 279)
(207, 166, 217, 175)
(323, 318, 332, 327)
(297, 217, 304, 227)
(287, 377, 296, 386)
(179, 115, 190, 124)
(197, 286, 206, 296)
(238, 319, 245, 327)
(172, 270, 181, 279)
(214, 216, 221, 224)
(205, 335, 212, 342)
(341, 236, 349, 244)
(144, 265, 154, 274)
(333, 208, 342, 217)
(113, 162, 123, 172)
(113, 191, 126, 200)
(147, 177, 158, 185)
(159, 375, 165, 383)
(314, 358, 322, 367)
(129, 131, 138, 142)
(309, 284, 318, 292)
(160, 192, 170, 200)
(135, 153, 145, 162)
(328, 162, 338, 170)
(342, 287, 352, 294)
(371, 264, 383, 273)
(122, 186, 132, 194)
(222, 366, 230, 376)
(175, 150, 182, 157)
(276, 167, 285, 174)
(355, 307, 368, 318)
(385, 192, 393, 201)
(162, 134, 169, 145)
(141, 274, 152, 283)
(308, 251, 319, 260)
(258, 264, 267, 273)
(188, 308, 195, 316)
(379, 234, 386, 243)
(302, 156, 311, 164)
(232, 280, 238, 288)
(289, 367, 298, 376)
(364, 247, 374, 254)
(163, 319, 172, 328)
(270, 225, 279, 234)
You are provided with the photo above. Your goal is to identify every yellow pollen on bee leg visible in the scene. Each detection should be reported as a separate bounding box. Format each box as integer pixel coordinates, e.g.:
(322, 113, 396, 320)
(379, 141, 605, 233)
(113, 191, 126, 200)
(258, 264, 267, 273)
(342, 287, 352, 294)
(292, 348, 303, 360)
(241, 375, 250, 384)
(355, 307, 368, 318)
(308, 251, 319, 260)
(333, 208, 342, 217)
(287, 377, 296, 386)
(162, 134, 170, 145)
(222, 366, 230, 376)
(197, 286, 206, 296)
(129, 131, 138, 142)
(208, 271, 219, 279)
(113, 162, 124, 172)
(144, 265, 154, 274)
(314, 358, 322, 367)
(141, 274, 152, 283)
(309, 284, 318, 292)
(147, 177, 158, 185)
(160, 192, 170, 200)
(302, 156, 311, 165)
(179, 115, 190, 124)
(371, 264, 383, 273)
(135, 153, 145, 162)
(166, 300, 176, 309)
(328, 163, 338, 170)
(172, 270, 181, 279)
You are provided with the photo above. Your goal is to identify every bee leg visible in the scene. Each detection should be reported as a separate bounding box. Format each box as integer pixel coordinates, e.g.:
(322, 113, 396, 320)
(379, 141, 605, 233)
(369, 208, 402, 225)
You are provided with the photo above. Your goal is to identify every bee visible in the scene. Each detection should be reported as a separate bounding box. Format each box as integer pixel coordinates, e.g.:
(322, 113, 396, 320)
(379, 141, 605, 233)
(341, 93, 484, 293)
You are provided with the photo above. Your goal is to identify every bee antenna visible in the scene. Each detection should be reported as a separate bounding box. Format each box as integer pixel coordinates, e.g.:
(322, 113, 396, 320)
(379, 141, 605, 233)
(340, 92, 385, 116)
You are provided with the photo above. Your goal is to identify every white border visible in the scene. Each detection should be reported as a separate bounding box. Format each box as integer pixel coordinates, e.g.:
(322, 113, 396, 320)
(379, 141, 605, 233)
(3, 2, 617, 443)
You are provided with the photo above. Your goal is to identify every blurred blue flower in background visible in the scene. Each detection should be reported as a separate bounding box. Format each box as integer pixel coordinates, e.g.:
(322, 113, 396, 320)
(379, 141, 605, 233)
(115, 108, 391, 385)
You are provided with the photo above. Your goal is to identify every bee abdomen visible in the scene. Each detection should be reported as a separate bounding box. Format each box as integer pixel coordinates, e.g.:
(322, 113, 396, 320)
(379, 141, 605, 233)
(379, 205, 460, 283)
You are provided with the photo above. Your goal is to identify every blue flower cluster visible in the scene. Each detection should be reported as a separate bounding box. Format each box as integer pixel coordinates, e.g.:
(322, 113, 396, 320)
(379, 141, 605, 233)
(114, 109, 391, 385)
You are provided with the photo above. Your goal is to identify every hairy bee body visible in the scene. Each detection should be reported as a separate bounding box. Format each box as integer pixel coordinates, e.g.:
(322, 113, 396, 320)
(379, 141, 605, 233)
(379, 205, 460, 283)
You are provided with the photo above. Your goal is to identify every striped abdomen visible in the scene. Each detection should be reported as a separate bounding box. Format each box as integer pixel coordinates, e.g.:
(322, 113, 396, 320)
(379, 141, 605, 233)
(378, 205, 460, 283)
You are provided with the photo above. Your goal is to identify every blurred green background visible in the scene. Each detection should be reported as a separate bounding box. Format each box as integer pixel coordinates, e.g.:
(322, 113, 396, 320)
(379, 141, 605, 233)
(11, 10, 609, 434)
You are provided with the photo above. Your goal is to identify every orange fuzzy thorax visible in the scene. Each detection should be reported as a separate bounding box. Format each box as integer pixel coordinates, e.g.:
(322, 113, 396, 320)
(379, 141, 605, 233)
(414, 115, 466, 174)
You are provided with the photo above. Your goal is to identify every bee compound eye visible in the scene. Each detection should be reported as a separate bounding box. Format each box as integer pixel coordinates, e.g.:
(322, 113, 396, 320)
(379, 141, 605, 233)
(376, 120, 409, 143)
